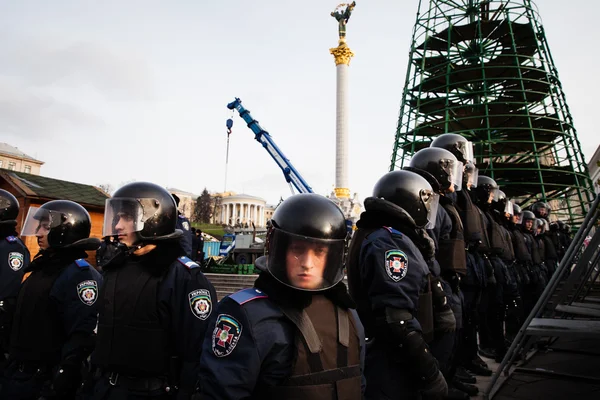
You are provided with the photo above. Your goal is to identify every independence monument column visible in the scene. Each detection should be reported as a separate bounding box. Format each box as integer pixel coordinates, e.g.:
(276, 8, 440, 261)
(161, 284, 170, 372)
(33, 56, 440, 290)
(330, 2, 356, 200)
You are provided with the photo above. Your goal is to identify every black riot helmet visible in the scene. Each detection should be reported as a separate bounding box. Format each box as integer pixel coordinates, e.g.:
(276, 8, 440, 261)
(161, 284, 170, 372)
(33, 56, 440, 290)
(513, 203, 522, 216)
(372, 170, 439, 229)
(493, 190, 513, 216)
(0, 189, 19, 224)
(521, 210, 536, 226)
(265, 193, 348, 292)
(531, 201, 551, 219)
(534, 218, 546, 235)
(512, 203, 523, 224)
(474, 175, 499, 204)
(21, 200, 92, 248)
(430, 133, 474, 164)
(408, 147, 464, 192)
(103, 182, 182, 244)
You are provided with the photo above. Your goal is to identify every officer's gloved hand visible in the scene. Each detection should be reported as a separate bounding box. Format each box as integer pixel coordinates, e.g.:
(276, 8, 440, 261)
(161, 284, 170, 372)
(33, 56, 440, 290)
(421, 370, 448, 399)
(51, 361, 81, 397)
(431, 278, 456, 332)
(483, 256, 497, 285)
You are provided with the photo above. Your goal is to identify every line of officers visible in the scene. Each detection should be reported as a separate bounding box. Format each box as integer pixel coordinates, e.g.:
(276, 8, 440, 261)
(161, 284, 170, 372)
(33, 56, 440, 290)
(0, 134, 573, 400)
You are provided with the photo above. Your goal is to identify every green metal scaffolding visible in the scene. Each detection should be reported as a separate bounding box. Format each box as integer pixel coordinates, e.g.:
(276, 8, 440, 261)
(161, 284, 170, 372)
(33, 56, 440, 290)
(390, 0, 595, 226)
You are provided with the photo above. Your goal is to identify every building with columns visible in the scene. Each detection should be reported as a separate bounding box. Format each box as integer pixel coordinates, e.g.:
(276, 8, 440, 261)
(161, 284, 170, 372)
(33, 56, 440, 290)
(218, 193, 268, 227)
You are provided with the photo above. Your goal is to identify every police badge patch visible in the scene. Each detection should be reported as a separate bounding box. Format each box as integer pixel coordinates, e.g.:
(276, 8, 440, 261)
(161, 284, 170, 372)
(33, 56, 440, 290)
(212, 314, 242, 357)
(189, 289, 212, 320)
(182, 221, 190, 231)
(385, 250, 409, 282)
(77, 280, 98, 306)
(8, 252, 24, 271)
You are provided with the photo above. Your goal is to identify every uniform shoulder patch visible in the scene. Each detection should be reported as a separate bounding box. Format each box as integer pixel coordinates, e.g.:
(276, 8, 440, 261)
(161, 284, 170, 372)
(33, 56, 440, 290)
(189, 288, 212, 320)
(212, 314, 243, 357)
(8, 252, 24, 271)
(74, 259, 91, 269)
(383, 226, 403, 236)
(178, 256, 199, 269)
(385, 249, 409, 282)
(229, 288, 268, 305)
(77, 280, 98, 306)
(5, 236, 17, 243)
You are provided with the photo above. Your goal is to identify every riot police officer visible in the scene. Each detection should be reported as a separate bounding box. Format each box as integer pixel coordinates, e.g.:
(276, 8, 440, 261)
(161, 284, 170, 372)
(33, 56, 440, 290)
(172, 194, 193, 258)
(518, 210, 544, 315)
(0, 190, 30, 369)
(476, 184, 516, 362)
(531, 201, 551, 221)
(407, 147, 475, 399)
(90, 182, 216, 399)
(430, 133, 492, 377)
(347, 170, 448, 399)
(2, 200, 102, 400)
(197, 193, 365, 400)
(503, 204, 525, 343)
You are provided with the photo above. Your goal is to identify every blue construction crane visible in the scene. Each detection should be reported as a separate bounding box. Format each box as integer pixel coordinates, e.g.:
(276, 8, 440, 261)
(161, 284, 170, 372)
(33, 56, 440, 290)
(226, 97, 313, 195)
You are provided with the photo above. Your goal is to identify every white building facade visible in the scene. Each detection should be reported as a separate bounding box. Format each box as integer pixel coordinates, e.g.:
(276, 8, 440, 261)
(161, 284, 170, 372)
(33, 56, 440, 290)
(219, 194, 267, 227)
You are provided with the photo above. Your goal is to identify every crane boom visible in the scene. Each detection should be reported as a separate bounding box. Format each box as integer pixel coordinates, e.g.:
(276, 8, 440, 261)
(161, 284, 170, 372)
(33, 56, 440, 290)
(226, 98, 313, 194)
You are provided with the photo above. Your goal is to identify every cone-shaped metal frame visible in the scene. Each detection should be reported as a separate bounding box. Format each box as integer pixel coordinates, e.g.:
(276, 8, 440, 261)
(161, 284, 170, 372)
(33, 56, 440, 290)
(390, 0, 594, 226)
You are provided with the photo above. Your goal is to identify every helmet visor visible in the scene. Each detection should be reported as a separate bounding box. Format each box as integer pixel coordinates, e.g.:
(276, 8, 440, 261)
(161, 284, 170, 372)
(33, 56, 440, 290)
(464, 161, 479, 189)
(488, 186, 500, 203)
(266, 228, 346, 292)
(21, 206, 66, 237)
(504, 200, 514, 216)
(464, 141, 474, 163)
(451, 161, 464, 192)
(422, 190, 440, 230)
(102, 197, 160, 237)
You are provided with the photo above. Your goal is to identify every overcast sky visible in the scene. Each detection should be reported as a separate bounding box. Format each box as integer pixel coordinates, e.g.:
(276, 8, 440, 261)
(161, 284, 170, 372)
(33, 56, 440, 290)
(2, 0, 598, 205)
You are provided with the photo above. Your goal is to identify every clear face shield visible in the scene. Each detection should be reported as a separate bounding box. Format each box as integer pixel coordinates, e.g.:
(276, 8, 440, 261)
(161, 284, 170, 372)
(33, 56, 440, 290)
(441, 159, 463, 192)
(534, 219, 545, 235)
(463, 141, 474, 163)
(21, 207, 66, 237)
(422, 190, 440, 230)
(102, 197, 160, 237)
(504, 200, 514, 216)
(266, 228, 347, 292)
(487, 186, 500, 203)
(513, 213, 522, 225)
(463, 161, 479, 189)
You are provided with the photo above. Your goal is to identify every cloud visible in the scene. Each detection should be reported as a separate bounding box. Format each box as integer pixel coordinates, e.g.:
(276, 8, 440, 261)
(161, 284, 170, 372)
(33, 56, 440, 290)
(0, 35, 154, 100)
(0, 78, 105, 137)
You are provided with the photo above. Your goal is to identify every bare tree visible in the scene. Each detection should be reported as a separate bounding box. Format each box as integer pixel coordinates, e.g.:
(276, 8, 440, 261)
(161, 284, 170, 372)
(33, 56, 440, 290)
(97, 183, 114, 195)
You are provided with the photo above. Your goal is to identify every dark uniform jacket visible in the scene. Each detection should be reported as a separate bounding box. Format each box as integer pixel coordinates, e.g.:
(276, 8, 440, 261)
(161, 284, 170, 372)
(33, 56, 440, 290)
(177, 214, 193, 258)
(0, 233, 30, 350)
(347, 197, 444, 399)
(93, 243, 217, 395)
(9, 250, 102, 366)
(198, 272, 365, 400)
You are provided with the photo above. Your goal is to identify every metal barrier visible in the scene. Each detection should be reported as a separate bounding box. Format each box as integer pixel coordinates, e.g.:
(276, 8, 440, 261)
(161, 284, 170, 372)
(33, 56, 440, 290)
(485, 195, 600, 399)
